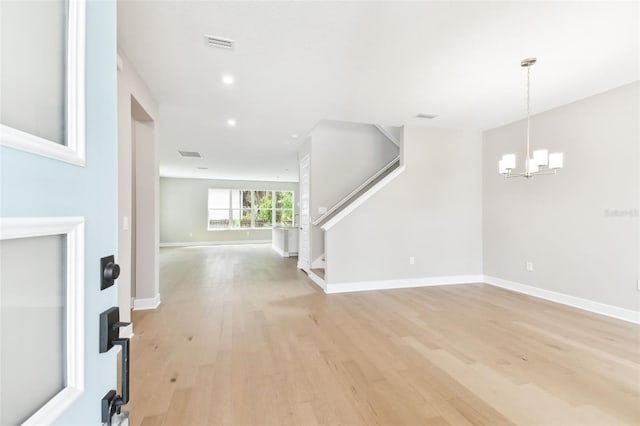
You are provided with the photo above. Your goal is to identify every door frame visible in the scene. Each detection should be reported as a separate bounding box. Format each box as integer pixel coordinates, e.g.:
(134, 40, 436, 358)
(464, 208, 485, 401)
(298, 153, 311, 272)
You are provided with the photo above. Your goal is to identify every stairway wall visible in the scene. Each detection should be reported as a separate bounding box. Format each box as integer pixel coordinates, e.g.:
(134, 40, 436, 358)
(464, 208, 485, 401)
(325, 126, 483, 285)
(304, 120, 399, 263)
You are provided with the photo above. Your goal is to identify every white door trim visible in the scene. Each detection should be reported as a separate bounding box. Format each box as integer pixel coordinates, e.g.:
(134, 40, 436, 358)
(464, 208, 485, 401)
(297, 154, 310, 272)
(0, 217, 85, 425)
(0, 0, 86, 166)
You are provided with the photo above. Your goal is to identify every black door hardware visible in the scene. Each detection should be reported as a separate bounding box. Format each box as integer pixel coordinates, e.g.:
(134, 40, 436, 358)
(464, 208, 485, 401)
(100, 255, 120, 290)
(100, 307, 130, 424)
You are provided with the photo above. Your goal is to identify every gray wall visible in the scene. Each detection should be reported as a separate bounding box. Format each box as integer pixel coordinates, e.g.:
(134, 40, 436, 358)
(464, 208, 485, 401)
(117, 51, 159, 319)
(308, 120, 399, 262)
(160, 177, 299, 244)
(133, 120, 158, 299)
(483, 82, 639, 311)
(326, 126, 483, 284)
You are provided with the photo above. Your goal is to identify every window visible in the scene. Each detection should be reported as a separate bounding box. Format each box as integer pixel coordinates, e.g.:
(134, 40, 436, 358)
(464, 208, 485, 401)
(254, 191, 272, 228)
(207, 189, 294, 230)
(275, 191, 294, 226)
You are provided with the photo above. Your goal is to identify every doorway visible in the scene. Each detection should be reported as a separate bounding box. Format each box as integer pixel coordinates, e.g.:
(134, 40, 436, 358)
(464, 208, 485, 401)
(117, 53, 161, 336)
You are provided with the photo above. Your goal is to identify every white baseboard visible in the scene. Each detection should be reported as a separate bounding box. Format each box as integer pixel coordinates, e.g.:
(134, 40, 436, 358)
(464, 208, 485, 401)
(307, 271, 327, 292)
(133, 294, 161, 311)
(272, 244, 297, 258)
(160, 240, 270, 248)
(325, 275, 484, 294)
(483, 275, 640, 324)
(320, 274, 639, 324)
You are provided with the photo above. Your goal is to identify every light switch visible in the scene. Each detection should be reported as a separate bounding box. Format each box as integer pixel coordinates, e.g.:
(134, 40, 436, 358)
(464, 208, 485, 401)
(318, 207, 327, 214)
(122, 216, 129, 231)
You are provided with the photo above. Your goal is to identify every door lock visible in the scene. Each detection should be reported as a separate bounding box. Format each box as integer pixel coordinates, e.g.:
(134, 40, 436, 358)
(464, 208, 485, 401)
(100, 255, 120, 290)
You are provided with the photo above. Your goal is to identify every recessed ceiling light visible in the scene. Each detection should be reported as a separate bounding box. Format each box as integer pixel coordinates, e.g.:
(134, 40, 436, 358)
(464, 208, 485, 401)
(222, 74, 234, 85)
(290, 134, 299, 139)
(227, 119, 236, 127)
(416, 113, 438, 119)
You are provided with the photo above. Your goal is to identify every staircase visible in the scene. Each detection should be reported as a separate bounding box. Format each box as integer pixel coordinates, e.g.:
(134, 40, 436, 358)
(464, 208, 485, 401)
(312, 155, 401, 228)
(302, 121, 404, 290)
(309, 154, 403, 289)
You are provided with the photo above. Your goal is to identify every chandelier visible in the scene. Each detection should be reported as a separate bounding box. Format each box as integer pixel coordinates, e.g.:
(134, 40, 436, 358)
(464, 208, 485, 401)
(499, 58, 564, 178)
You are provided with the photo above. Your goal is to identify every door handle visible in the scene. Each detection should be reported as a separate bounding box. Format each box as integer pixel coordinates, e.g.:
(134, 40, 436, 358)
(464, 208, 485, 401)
(100, 307, 131, 423)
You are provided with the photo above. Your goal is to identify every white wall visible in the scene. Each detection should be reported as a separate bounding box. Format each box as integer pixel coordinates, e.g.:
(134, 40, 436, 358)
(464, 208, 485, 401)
(117, 51, 159, 323)
(307, 120, 399, 262)
(160, 177, 299, 244)
(483, 82, 639, 312)
(326, 126, 483, 284)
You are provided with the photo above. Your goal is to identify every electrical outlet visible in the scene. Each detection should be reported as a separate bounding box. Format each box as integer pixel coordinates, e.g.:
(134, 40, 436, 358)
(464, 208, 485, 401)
(526, 261, 534, 272)
(409, 256, 415, 265)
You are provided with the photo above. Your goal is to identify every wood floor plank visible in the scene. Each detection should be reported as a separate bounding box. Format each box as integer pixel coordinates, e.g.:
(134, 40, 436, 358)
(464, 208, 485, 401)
(127, 245, 640, 426)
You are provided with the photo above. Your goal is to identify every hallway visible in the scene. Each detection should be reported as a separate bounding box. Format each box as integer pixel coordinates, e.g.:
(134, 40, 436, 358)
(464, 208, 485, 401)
(128, 245, 639, 426)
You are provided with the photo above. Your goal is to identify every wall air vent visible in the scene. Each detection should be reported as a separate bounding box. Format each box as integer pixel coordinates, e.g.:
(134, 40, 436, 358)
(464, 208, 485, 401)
(416, 113, 438, 119)
(205, 35, 235, 50)
(197, 167, 209, 170)
(178, 150, 201, 158)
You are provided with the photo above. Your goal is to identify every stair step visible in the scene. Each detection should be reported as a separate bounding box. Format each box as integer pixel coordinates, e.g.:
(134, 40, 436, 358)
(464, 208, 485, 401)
(311, 268, 325, 280)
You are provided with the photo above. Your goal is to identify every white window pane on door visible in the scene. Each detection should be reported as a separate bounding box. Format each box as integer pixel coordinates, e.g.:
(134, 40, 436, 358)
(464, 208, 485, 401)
(0, 0, 66, 144)
(0, 235, 66, 425)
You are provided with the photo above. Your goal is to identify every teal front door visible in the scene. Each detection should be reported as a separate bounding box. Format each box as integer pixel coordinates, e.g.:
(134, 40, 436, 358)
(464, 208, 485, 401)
(0, 0, 120, 424)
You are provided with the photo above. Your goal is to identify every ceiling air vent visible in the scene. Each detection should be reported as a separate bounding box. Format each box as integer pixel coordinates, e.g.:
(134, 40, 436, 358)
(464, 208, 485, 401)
(178, 150, 201, 158)
(205, 35, 235, 50)
(416, 113, 438, 119)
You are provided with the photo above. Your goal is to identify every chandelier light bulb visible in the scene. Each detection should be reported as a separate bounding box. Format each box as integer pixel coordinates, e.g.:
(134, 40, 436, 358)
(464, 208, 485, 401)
(502, 154, 516, 170)
(532, 149, 548, 166)
(549, 152, 564, 169)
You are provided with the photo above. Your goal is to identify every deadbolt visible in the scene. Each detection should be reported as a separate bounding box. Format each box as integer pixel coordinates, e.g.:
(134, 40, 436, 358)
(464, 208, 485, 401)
(100, 255, 120, 290)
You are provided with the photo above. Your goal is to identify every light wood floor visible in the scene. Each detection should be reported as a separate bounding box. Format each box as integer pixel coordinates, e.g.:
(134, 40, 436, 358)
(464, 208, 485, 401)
(128, 244, 640, 426)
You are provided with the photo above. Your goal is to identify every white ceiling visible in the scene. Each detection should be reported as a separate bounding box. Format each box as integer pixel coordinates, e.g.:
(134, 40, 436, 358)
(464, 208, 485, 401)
(117, 1, 639, 182)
